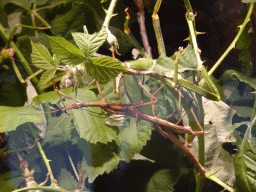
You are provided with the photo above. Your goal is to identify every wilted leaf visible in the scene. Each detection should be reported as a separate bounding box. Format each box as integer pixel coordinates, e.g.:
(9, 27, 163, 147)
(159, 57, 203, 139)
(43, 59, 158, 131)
(190, 98, 237, 186)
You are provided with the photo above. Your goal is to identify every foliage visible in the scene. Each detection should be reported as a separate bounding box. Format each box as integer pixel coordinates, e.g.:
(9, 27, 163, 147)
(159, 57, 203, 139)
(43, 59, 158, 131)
(0, 0, 256, 192)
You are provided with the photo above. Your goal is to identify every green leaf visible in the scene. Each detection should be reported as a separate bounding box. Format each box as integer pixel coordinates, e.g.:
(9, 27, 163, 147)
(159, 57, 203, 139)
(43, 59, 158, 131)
(58, 168, 78, 191)
(242, 0, 256, 3)
(234, 117, 256, 192)
(48, 36, 85, 65)
(41, 113, 79, 148)
(32, 88, 118, 144)
(146, 169, 179, 192)
(236, 8, 253, 75)
(0, 105, 43, 132)
(71, 90, 119, 144)
(222, 70, 256, 90)
(170, 44, 197, 69)
(78, 139, 119, 183)
(31, 43, 55, 69)
(72, 29, 107, 58)
(31, 43, 59, 86)
(86, 56, 125, 83)
(118, 118, 152, 162)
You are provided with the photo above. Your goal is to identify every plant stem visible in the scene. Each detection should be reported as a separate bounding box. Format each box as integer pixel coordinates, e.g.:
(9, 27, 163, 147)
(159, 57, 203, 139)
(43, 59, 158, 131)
(0, 23, 42, 93)
(152, 0, 166, 56)
(13, 185, 63, 192)
(206, 172, 235, 192)
(207, 2, 255, 76)
(102, 0, 118, 29)
(183, 0, 193, 13)
(136, 0, 153, 57)
(195, 93, 205, 192)
(27, 123, 57, 186)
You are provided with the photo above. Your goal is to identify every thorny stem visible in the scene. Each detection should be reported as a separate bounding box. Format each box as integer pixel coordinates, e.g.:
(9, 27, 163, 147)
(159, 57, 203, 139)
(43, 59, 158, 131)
(206, 2, 255, 77)
(102, 0, 118, 29)
(0, 23, 42, 93)
(183, 1, 205, 191)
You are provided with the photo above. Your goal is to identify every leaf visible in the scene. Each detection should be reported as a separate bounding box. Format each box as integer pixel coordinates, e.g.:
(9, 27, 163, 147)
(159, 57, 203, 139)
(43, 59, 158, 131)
(118, 118, 152, 162)
(31, 43, 55, 69)
(170, 44, 197, 69)
(78, 139, 120, 183)
(32, 88, 118, 144)
(72, 29, 107, 58)
(0, 105, 43, 132)
(86, 56, 125, 83)
(146, 169, 179, 192)
(223, 70, 256, 90)
(190, 98, 237, 186)
(242, 0, 256, 3)
(234, 117, 256, 192)
(48, 36, 85, 65)
(41, 113, 79, 148)
(31, 43, 59, 86)
(236, 8, 253, 75)
(72, 101, 117, 144)
(58, 168, 78, 191)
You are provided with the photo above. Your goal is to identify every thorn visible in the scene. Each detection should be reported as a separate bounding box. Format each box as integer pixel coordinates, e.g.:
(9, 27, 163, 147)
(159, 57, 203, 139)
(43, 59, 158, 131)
(183, 36, 191, 41)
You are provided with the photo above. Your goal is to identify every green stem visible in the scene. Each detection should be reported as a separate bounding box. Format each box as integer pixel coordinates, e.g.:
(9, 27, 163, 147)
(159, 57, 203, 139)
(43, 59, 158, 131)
(102, 0, 118, 28)
(67, 151, 79, 180)
(195, 93, 205, 192)
(206, 172, 234, 192)
(13, 185, 64, 192)
(183, 0, 193, 13)
(185, 11, 220, 99)
(251, 93, 256, 120)
(0, 23, 42, 93)
(27, 123, 56, 185)
(152, 0, 166, 56)
(207, 2, 255, 76)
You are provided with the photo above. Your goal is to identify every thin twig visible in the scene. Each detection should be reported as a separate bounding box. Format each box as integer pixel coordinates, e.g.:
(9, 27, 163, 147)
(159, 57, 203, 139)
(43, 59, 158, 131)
(136, 0, 152, 57)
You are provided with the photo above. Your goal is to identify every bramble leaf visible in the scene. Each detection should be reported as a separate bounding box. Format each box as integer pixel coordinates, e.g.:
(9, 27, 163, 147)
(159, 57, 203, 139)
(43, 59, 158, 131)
(78, 139, 119, 183)
(234, 118, 256, 192)
(31, 43, 55, 69)
(31, 43, 59, 86)
(86, 56, 126, 83)
(71, 90, 119, 144)
(72, 28, 107, 58)
(0, 105, 43, 132)
(58, 168, 78, 191)
(48, 36, 85, 65)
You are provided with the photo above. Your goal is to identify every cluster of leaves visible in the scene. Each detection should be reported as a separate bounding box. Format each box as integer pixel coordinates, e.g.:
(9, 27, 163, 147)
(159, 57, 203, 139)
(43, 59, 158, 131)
(1, 0, 256, 192)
